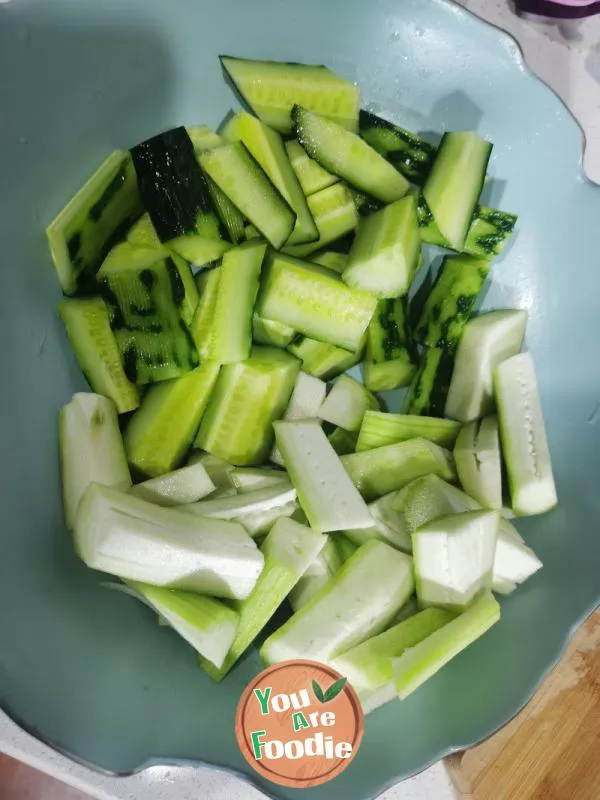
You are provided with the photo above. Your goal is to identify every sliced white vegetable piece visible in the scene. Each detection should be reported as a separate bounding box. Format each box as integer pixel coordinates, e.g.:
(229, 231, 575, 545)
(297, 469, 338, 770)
(494, 352, 557, 515)
(394, 590, 501, 699)
(343, 492, 412, 552)
(341, 437, 456, 502)
(261, 540, 415, 665)
(412, 510, 499, 610)
(74, 483, 264, 600)
(271, 371, 327, 465)
(60, 393, 132, 530)
(180, 483, 297, 537)
(129, 463, 215, 507)
(318, 374, 379, 432)
(274, 420, 373, 532)
(289, 535, 342, 612)
(230, 467, 289, 493)
(186, 451, 236, 490)
(445, 310, 527, 423)
(332, 608, 456, 714)
(493, 523, 542, 594)
(200, 518, 326, 680)
(125, 581, 239, 669)
(454, 416, 502, 510)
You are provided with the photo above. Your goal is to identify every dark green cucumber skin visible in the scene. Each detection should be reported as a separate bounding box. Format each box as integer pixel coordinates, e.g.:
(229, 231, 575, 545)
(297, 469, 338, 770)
(131, 127, 223, 243)
(359, 110, 436, 184)
(403, 347, 454, 417)
(414, 257, 490, 352)
(370, 298, 417, 364)
(350, 189, 384, 217)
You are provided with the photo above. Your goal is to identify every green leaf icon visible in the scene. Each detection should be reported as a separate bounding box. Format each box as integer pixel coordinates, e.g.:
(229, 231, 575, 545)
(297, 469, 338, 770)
(312, 679, 325, 703)
(323, 676, 347, 702)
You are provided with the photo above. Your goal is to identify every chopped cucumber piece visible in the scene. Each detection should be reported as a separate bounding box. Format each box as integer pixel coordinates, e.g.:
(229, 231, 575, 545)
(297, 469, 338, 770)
(357, 412, 461, 452)
(222, 111, 318, 246)
(125, 581, 239, 669)
(46, 150, 142, 295)
(311, 250, 348, 273)
(403, 347, 454, 417)
(252, 314, 296, 348)
(412, 510, 499, 610)
(190, 267, 221, 357)
(126, 213, 163, 250)
(257, 252, 376, 352)
(200, 518, 326, 680)
(445, 310, 527, 423)
(343, 492, 412, 553)
(124, 362, 220, 478)
(274, 420, 373, 533)
(220, 56, 360, 134)
(422, 132, 493, 250)
(198, 142, 296, 249)
(98, 244, 199, 384)
(187, 452, 236, 490)
(287, 335, 361, 380)
(318, 375, 379, 432)
(195, 347, 300, 466)
(230, 468, 288, 494)
(493, 522, 542, 594)
(333, 608, 455, 714)
(394, 590, 500, 699)
(129, 463, 215, 507)
(186, 125, 223, 153)
(358, 110, 436, 185)
(414, 256, 490, 351)
(181, 483, 297, 538)
(454, 416, 502, 510)
(285, 140, 339, 196)
(130, 127, 224, 245)
(328, 427, 359, 456)
(167, 234, 230, 271)
(283, 183, 359, 258)
(343, 195, 420, 298)
(294, 107, 410, 203)
(192, 242, 265, 364)
(333, 533, 359, 563)
(75, 483, 264, 600)
(60, 394, 131, 530)
(261, 540, 414, 665)
(363, 297, 417, 392)
(271, 371, 327, 465)
(58, 298, 140, 414)
(464, 206, 518, 258)
(494, 352, 557, 515)
(289, 536, 342, 612)
(341, 438, 456, 502)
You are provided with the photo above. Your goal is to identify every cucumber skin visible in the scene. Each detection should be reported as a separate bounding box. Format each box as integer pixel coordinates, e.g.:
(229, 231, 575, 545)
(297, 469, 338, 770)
(358, 110, 436, 185)
(403, 347, 454, 418)
(364, 298, 417, 392)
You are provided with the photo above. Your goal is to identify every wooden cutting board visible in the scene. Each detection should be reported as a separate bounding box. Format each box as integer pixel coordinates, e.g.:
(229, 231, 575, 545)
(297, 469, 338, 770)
(445, 608, 600, 800)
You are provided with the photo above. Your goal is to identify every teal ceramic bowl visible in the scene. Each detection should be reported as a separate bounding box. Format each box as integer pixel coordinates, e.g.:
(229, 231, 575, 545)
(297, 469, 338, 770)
(1, 0, 599, 798)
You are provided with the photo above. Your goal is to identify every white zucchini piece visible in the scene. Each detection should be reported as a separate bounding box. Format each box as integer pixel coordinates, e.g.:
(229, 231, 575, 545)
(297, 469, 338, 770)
(129, 463, 215, 507)
(412, 510, 499, 610)
(394, 590, 501, 700)
(261, 540, 415, 665)
(333, 608, 456, 713)
(181, 483, 297, 537)
(454, 416, 502, 510)
(200, 518, 326, 680)
(271, 371, 327, 465)
(356, 411, 461, 452)
(274, 420, 374, 533)
(341, 437, 456, 502)
(60, 393, 131, 530)
(445, 310, 528, 423)
(318, 374, 379, 433)
(186, 451, 236, 490)
(230, 467, 289, 493)
(125, 581, 239, 669)
(289, 536, 341, 612)
(343, 492, 412, 553)
(493, 522, 542, 594)
(74, 483, 264, 600)
(494, 353, 557, 515)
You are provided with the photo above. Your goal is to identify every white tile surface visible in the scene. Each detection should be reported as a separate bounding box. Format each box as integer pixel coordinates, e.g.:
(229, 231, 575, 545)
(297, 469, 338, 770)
(2, 2, 599, 799)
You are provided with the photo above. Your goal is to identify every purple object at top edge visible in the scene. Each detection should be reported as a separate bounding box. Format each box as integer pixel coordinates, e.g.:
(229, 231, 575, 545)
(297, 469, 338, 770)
(516, 0, 600, 17)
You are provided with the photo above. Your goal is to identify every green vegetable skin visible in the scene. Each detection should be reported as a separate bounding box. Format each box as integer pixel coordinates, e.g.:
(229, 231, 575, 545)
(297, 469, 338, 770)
(414, 255, 491, 351)
(403, 347, 455, 417)
(358, 110, 436, 184)
(363, 297, 417, 392)
(357, 411, 461, 452)
(328, 427, 359, 456)
(394, 590, 501, 700)
(200, 517, 326, 680)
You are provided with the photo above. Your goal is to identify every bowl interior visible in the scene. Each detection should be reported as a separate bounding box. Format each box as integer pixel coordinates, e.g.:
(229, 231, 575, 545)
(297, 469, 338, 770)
(1, 1, 600, 798)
